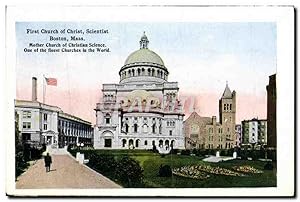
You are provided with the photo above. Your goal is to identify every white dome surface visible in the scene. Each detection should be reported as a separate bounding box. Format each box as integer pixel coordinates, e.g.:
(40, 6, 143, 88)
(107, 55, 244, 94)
(124, 49, 165, 66)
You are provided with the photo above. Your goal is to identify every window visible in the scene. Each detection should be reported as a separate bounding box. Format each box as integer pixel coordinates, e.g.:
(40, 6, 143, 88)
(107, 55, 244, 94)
(134, 124, 138, 133)
(43, 113, 48, 121)
(144, 140, 148, 145)
(224, 104, 226, 110)
(106, 118, 110, 124)
(152, 124, 156, 133)
(230, 104, 232, 110)
(22, 122, 31, 129)
(169, 130, 172, 136)
(23, 111, 31, 118)
(44, 124, 47, 130)
(125, 124, 129, 133)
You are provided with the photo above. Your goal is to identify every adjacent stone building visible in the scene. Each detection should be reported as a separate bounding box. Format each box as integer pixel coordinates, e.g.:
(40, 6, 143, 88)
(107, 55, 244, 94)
(15, 77, 93, 148)
(241, 118, 267, 147)
(184, 83, 237, 149)
(266, 74, 276, 149)
(94, 33, 185, 150)
(235, 124, 242, 147)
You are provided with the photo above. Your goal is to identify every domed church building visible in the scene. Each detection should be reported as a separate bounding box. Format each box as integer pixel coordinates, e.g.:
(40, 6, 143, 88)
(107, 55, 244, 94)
(94, 32, 185, 150)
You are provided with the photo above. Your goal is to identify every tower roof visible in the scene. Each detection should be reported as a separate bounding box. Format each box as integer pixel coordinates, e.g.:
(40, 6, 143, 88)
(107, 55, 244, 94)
(222, 83, 232, 98)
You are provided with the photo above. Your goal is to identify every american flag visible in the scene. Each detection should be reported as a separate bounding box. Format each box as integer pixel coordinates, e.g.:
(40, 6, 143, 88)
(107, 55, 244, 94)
(45, 77, 57, 86)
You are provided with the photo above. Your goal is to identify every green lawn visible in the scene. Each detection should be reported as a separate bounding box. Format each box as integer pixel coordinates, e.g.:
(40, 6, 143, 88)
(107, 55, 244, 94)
(84, 149, 276, 188)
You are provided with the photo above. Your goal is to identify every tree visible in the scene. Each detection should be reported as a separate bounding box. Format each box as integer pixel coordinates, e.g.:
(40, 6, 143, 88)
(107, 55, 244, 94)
(115, 156, 144, 187)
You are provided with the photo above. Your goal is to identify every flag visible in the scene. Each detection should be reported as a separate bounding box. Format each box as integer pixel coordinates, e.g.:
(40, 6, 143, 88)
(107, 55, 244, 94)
(45, 77, 57, 86)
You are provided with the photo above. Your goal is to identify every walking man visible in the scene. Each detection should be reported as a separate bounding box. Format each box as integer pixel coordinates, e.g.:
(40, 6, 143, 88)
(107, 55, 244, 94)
(44, 153, 52, 172)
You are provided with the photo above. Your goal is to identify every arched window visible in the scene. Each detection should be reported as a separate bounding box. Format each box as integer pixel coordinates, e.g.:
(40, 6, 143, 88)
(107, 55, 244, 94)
(157, 69, 159, 77)
(135, 139, 140, 148)
(142, 68, 145, 76)
(105, 113, 111, 124)
(152, 124, 156, 133)
(144, 140, 148, 145)
(148, 68, 151, 76)
(134, 124, 138, 133)
(159, 140, 163, 147)
(137, 68, 141, 76)
(132, 69, 135, 76)
(122, 139, 126, 147)
(125, 124, 129, 133)
(151, 69, 155, 76)
(128, 70, 131, 77)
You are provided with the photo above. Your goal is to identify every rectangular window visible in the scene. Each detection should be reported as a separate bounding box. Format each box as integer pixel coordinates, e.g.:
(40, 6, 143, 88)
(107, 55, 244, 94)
(22, 122, 31, 129)
(230, 104, 232, 110)
(44, 124, 47, 130)
(22, 111, 31, 118)
(169, 130, 172, 136)
(224, 104, 226, 110)
(106, 118, 110, 124)
(43, 113, 48, 121)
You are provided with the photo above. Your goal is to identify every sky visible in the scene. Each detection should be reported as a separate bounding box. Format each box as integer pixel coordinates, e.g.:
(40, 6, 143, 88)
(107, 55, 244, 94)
(15, 22, 276, 125)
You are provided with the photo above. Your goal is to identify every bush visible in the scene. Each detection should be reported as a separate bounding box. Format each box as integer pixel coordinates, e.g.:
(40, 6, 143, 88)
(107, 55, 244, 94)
(240, 150, 248, 160)
(181, 150, 191, 156)
(158, 164, 172, 177)
(86, 153, 117, 177)
(170, 149, 179, 154)
(264, 162, 274, 170)
(220, 150, 226, 156)
(115, 156, 144, 187)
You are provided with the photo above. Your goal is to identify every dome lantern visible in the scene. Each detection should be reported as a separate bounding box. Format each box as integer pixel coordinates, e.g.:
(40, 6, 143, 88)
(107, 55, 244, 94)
(140, 31, 149, 49)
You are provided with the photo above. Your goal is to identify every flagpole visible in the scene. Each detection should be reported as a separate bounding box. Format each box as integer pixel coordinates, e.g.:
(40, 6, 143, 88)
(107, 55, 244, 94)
(43, 74, 46, 104)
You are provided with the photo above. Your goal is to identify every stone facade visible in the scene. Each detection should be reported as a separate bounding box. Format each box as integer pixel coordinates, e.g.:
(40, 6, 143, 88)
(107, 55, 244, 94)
(184, 84, 237, 149)
(15, 99, 93, 148)
(94, 33, 185, 150)
(266, 74, 276, 149)
(241, 118, 267, 147)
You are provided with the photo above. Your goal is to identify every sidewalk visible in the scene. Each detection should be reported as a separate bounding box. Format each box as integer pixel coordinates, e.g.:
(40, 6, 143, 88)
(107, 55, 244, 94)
(16, 154, 122, 189)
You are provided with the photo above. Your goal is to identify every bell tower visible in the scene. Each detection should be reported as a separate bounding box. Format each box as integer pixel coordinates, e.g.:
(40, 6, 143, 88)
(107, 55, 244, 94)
(219, 82, 236, 148)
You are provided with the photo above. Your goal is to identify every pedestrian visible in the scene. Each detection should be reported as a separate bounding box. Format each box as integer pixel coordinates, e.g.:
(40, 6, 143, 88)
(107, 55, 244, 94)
(44, 152, 52, 172)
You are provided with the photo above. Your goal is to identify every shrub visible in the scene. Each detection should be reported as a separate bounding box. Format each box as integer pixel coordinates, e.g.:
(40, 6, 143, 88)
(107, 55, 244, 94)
(240, 150, 248, 160)
(87, 153, 117, 177)
(170, 149, 179, 154)
(115, 156, 144, 187)
(181, 149, 191, 156)
(264, 162, 274, 170)
(158, 164, 172, 177)
(220, 150, 226, 156)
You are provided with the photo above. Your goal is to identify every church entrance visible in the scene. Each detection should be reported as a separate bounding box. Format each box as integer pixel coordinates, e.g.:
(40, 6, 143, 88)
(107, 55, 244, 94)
(104, 139, 112, 147)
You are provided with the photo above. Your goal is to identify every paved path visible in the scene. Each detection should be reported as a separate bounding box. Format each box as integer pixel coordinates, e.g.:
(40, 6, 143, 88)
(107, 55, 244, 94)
(16, 154, 122, 189)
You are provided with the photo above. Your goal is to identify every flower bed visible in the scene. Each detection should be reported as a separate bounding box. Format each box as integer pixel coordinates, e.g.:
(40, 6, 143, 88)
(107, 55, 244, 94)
(172, 166, 210, 180)
(172, 164, 245, 179)
(195, 165, 244, 176)
(232, 165, 263, 174)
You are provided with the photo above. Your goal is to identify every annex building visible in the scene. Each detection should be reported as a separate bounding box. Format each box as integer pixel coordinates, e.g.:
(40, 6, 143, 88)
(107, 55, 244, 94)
(94, 33, 185, 150)
(15, 77, 93, 148)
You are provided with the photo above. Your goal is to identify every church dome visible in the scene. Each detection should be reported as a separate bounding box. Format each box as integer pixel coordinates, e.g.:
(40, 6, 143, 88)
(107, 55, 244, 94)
(124, 49, 165, 66)
(119, 32, 169, 84)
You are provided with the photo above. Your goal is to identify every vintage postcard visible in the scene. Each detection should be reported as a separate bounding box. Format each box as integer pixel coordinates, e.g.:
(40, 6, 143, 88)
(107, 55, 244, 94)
(5, 5, 295, 197)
